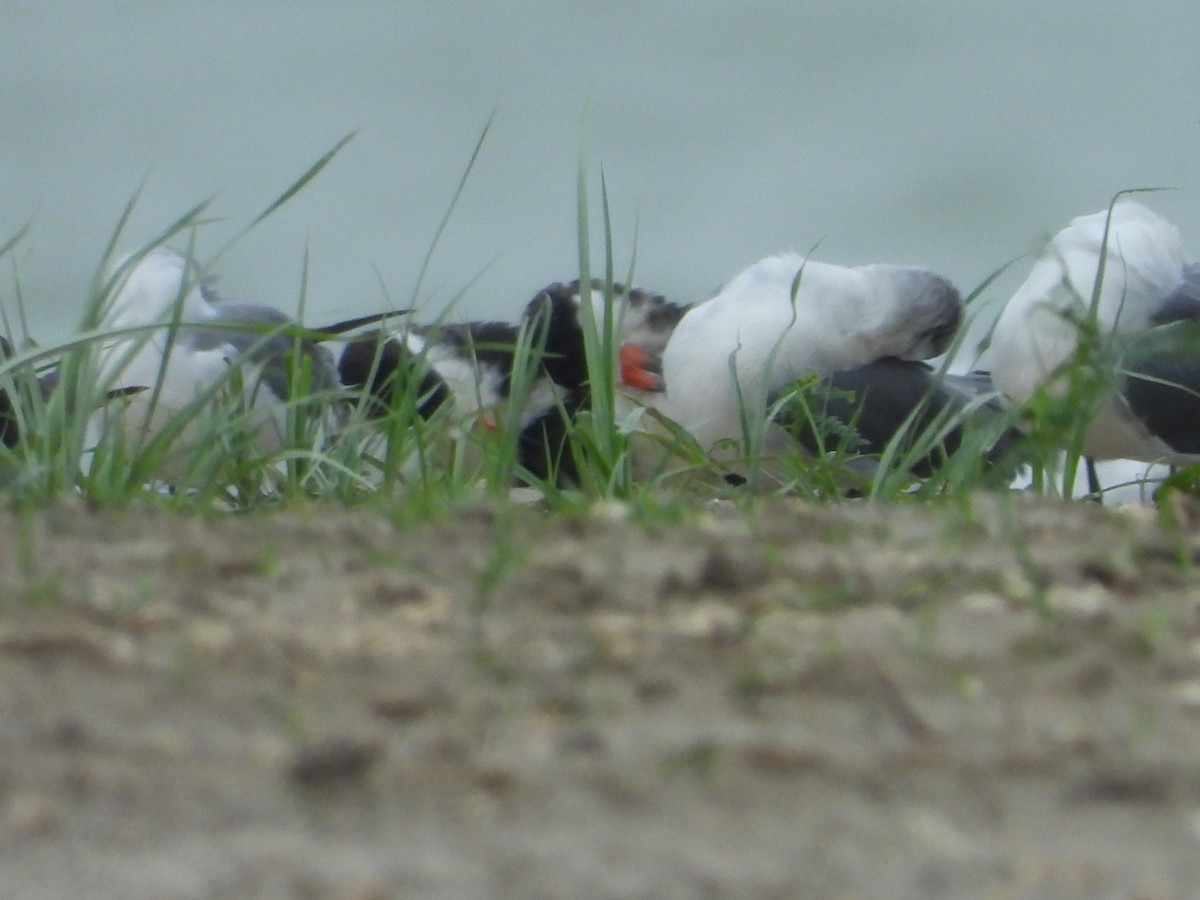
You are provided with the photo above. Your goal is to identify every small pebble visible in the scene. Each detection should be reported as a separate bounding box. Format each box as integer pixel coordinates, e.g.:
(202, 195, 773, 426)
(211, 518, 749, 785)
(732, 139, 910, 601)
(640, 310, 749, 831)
(6, 792, 61, 838)
(371, 691, 449, 722)
(289, 738, 382, 786)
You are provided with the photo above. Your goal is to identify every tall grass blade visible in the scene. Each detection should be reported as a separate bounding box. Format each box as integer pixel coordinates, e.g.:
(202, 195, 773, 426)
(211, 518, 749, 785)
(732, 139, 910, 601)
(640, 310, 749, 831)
(411, 111, 496, 303)
(247, 130, 358, 231)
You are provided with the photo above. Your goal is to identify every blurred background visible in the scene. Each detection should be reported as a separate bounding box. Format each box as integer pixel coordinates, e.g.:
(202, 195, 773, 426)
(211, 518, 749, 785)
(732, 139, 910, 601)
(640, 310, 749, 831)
(2, 1, 1198, 358)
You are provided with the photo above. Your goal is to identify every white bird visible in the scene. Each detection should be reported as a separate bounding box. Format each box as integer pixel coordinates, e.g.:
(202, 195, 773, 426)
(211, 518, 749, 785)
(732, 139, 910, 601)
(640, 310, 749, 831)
(656, 252, 965, 460)
(986, 199, 1197, 465)
(91, 246, 340, 461)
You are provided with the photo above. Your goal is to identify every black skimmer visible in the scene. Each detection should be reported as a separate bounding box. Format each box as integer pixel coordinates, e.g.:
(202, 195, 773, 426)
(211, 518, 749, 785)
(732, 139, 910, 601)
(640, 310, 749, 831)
(335, 278, 688, 485)
(516, 279, 687, 482)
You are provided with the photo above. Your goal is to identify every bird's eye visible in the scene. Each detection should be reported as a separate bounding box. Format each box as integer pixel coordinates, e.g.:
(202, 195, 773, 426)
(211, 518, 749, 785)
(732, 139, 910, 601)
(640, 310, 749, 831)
(924, 320, 957, 348)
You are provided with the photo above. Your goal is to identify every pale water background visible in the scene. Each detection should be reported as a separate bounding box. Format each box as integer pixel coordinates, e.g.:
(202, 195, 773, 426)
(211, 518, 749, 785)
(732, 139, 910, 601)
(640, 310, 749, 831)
(2, 1, 1199, 364)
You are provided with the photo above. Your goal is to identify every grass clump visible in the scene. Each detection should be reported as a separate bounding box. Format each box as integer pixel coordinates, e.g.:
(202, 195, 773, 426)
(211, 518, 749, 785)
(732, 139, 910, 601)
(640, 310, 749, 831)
(0, 144, 1194, 522)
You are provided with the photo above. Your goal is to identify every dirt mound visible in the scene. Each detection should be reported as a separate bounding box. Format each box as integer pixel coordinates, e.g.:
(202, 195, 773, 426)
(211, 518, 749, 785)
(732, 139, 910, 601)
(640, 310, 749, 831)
(3, 495, 1200, 898)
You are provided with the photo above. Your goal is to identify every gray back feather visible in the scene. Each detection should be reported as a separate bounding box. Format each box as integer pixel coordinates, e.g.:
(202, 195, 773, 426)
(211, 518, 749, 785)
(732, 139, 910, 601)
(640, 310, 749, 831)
(185, 302, 339, 401)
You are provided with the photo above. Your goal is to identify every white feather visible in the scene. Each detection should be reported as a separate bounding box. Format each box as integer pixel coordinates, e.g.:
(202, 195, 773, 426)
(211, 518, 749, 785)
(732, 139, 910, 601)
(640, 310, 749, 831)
(986, 200, 1192, 463)
(91, 247, 331, 464)
(657, 252, 963, 454)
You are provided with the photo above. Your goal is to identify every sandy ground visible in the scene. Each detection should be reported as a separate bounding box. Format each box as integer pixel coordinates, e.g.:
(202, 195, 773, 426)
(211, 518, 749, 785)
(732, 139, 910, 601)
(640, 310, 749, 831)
(3, 493, 1200, 899)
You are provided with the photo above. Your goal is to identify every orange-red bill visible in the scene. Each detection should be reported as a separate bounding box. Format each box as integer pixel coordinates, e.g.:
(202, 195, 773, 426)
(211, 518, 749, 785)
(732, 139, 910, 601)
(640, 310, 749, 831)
(619, 343, 665, 392)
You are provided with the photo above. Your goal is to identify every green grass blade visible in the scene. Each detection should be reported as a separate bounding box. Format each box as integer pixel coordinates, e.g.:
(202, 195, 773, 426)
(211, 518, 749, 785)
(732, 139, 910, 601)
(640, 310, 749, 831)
(246, 130, 358, 231)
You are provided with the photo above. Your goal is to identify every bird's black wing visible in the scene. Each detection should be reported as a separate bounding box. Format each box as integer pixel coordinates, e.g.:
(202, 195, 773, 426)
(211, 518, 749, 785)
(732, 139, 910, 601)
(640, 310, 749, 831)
(1123, 265, 1200, 455)
(774, 358, 1018, 476)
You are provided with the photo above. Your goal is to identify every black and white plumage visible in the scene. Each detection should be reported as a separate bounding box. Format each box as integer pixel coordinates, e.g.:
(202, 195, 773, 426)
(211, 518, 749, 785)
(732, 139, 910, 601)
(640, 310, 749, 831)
(91, 246, 341, 454)
(657, 253, 966, 462)
(516, 279, 687, 481)
(519, 278, 688, 395)
(337, 320, 515, 425)
(987, 200, 1198, 465)
(339, 317, 578, 481)
(335, 278, 688, 484)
